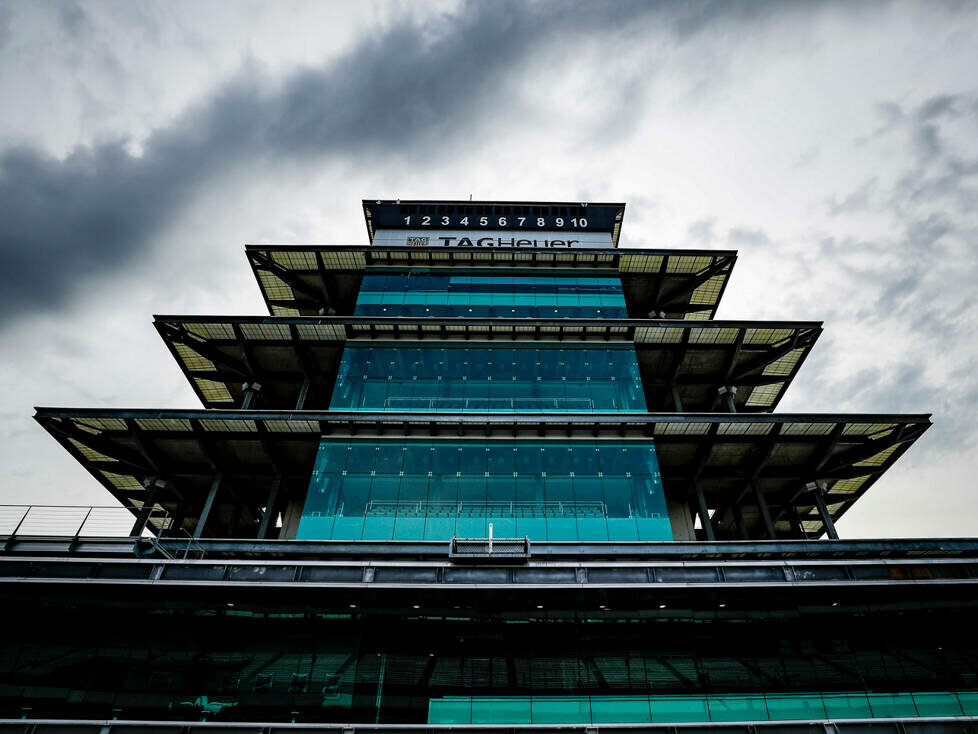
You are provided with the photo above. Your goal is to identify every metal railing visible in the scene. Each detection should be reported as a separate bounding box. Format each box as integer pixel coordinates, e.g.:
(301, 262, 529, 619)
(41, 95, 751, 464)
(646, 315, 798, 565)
(450, 523, 531, 562)
(0, 504, 170, 538)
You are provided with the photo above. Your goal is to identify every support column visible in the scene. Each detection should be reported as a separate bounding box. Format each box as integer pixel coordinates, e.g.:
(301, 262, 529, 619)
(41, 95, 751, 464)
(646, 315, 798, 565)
(257, 478, 283, 539)
(296, 377, 312, 410)
(809, 480, 839, 540)
(731, 504, 750, 540)
(194, 475, 222, 539)
(718, 385, 738, 413)
(694, 482, 715, 541)
(130, 478, 165, 537)
(240, 382, 262, 410)
(751, 479, 776, 539)
(670, 386, 684, 412)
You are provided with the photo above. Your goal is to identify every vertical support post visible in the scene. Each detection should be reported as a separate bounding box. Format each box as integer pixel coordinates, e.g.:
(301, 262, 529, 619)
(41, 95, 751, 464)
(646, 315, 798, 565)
(718, 386, 738, 413)
(789, 504, 807, 539)
(694, 482, 715, 541)
(296, 377, 311, 410)
(731, 504, 749, 540)
(751, 479, 776, 539)
(670, 386, 684, 412)
(257, 478, 282, 539)
(811, 481, 839, 540)
(194, 475, 222, 539)
(131, 480, 162, 537)
(241, 382, 262, 410)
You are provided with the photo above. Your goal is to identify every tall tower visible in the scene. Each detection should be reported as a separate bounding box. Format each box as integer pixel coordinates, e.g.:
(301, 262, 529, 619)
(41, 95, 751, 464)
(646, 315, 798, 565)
(6, 200, 974, 733)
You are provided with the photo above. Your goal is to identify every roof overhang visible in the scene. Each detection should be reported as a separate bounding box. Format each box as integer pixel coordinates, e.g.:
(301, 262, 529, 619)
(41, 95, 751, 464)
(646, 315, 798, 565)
(245, 246, 737, 321)
(154, 316, 821, 413)
(35, 409, 930, 541)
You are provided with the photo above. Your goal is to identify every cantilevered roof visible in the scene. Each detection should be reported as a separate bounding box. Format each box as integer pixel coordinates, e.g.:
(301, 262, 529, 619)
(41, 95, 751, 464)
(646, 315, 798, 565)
(362, 199, 626, 247)
(245, 246, 736, 321)
(35, 409, 929, 541)
(154, 316, 821, 413)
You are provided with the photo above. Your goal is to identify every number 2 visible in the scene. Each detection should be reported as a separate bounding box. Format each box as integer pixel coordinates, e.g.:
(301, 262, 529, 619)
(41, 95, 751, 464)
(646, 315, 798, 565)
(422, 216, 431, 226)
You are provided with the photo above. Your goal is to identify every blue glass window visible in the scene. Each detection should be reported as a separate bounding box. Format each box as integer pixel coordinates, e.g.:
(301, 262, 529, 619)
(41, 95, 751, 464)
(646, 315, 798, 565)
(298, 440, 671, 542)
(329, 345, 647, 413)
(354, 273, 627, 318)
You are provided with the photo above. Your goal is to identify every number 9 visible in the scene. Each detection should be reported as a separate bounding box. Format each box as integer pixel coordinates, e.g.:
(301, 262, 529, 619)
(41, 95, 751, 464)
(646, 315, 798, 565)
(556, 217, 564, 227)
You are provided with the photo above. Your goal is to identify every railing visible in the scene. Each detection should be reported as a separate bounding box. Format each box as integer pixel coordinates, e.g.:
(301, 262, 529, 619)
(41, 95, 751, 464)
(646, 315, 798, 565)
(450, 524, 531, 562)
(0, 504, 170, 538)
(365, 500, 609, 518)
(384, 397, 596, 411)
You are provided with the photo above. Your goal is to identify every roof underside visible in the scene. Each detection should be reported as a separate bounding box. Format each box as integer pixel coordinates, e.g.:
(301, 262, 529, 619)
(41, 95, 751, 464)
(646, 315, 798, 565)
(35, 409, 929, 542)
(154, 316, 821, 413)
(245, 247, 736, 321)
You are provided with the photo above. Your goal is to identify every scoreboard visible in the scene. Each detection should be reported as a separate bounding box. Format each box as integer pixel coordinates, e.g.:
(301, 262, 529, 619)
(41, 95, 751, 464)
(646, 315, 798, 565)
(363, 200, 624, 247)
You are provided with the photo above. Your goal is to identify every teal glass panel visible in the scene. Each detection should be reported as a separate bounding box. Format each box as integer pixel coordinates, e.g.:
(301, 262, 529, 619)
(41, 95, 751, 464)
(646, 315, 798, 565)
(354, 272, 629, 318)
(472, 697, 531, 724)
(651, 695, 710, 722)
(766, 694, 827, 720)
(329, 345, 646, 413)
(299, 440, 670, 542)
(957, 691, 978, 715)
(867, 693, 918, 718)
(708, 695, 769, 722)
(428, 698, 472, 724)
(590, 696, 652, 723)
(532, 697, 591, 723)
(823, 693, 872, 719)
(912, 692, 963, 717)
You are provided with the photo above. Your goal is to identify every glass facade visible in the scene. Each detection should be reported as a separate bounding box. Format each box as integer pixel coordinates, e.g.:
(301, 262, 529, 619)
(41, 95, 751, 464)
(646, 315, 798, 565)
(429, 692, 978, 724)
(297, 440, 670, 541)
(353, 273, 628, 318)
(328, 344, 647, 413)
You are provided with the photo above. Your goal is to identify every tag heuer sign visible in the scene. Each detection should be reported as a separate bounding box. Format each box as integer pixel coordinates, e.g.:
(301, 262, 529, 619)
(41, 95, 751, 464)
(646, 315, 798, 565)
(406, 236, 429, 247)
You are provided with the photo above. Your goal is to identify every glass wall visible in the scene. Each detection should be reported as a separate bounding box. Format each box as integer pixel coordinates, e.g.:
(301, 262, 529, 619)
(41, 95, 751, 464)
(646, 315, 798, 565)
(328, 344, 646, 413)
(354, 273, 627, 318)
(429, 691, 978, 724)
(297, 440, 671, 541)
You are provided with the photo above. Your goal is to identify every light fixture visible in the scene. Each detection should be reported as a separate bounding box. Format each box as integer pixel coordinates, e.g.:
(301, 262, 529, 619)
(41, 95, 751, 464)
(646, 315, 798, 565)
(658, 604, 667, 609)
(599, 604, 606, 609)
(536, 605, 544, 609)
(349, 604, 357, 609)
(226, 602, 234, 607)
(718, 603, 727, 608)
(413, 604, 421, 609)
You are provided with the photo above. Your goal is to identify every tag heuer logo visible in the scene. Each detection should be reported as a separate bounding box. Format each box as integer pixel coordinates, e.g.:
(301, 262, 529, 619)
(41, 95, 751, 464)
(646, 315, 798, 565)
(406, 236, 429, 247)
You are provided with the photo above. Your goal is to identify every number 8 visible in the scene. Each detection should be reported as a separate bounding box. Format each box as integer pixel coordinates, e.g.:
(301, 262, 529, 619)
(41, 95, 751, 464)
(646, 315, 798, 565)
(536, 218, 545, 227)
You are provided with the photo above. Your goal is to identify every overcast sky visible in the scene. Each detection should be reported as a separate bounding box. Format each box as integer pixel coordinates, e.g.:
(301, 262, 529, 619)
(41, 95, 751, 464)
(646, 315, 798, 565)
(1, 0, 976, 537)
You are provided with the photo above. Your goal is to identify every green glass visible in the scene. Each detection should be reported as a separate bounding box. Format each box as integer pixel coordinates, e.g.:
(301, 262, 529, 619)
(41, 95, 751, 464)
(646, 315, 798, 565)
(765, 694, 826, 720)
(708, 695, 769, 722)
(428, 698, 472, 724)
(298, 440, 670, 542)
(590, 696, 652, 723)
(472, 697, 531, 724)
(822, 693, 873, 719)
(911, 692, 963, 717)
(532, 696, 591, 723)
(651, 695, 710, 722)
(867, 692, 918, 718)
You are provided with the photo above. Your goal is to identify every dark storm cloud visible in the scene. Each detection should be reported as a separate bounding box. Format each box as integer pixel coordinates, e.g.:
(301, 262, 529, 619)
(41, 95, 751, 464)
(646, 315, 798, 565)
(0, 0, 834, 327)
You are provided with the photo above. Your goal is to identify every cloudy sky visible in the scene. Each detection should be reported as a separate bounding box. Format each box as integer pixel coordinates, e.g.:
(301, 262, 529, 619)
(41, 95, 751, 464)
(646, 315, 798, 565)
(1, 0, 976, 537)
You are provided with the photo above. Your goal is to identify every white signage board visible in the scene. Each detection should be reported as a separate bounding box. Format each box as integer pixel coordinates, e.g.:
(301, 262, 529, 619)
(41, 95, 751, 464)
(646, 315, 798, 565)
(372, 229, 613, 249)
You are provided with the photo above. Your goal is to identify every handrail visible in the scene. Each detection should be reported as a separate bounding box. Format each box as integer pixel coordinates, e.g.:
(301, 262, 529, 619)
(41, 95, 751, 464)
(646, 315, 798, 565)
(0, 504, 170, 539)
